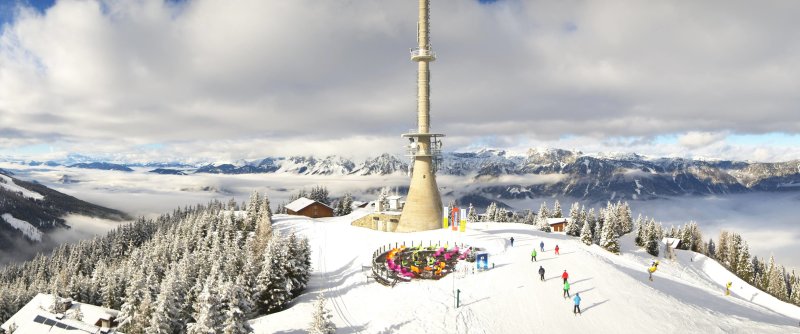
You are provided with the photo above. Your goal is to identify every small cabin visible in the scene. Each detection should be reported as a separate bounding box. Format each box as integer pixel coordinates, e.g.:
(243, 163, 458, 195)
(1, 293, 121, 334)
(547, 218, 571, 232)
(285, 197, 334, 218)
(386, 195, 404, 211)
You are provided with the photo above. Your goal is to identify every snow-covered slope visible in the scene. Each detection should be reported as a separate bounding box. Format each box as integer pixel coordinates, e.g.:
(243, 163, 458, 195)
(1, 213, 43, 242)
(250, 213, 800, 333)
(0, 174, 44, 200)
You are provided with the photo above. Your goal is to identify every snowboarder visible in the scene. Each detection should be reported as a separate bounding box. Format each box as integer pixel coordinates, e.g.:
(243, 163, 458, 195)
(540, 241, 545, 252)
(562, 270, 569, 284)
(573, 293, 582, 315)
(563, 280, 571, 298)
(726, 281, 732, 296)
(555, 245, 560, 255)
(531, 249, 538, 262)
(538, 266, 545, 281)
(510, 237, 515, 247)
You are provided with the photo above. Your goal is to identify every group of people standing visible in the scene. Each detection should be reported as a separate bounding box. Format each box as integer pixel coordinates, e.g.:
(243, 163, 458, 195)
(527, 239, 581, 315)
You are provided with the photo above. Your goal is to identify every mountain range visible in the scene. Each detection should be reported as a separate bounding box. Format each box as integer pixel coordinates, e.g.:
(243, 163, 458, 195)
(8, 148, 800, 201)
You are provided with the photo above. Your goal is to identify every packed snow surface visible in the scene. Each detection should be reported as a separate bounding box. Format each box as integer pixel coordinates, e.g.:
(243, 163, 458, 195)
(1, 213, 43, 242)
(250, 211, 800, 333)
(0, 174, 44, 200)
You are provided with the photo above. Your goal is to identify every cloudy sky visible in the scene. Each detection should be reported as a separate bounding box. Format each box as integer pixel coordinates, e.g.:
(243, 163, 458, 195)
(2, 0, 800, 163)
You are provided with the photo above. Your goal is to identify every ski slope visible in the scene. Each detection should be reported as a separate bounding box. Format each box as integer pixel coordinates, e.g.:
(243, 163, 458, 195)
(250, 210, 800, 333)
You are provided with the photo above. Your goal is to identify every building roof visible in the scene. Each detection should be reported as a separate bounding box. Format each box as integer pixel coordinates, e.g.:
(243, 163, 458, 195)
(1, 293, 121, 334)
(285, 197, 332, 212)
(662, 237, 682, 249)
(387, 195, 403, 200)
(546, 218, 571, 225)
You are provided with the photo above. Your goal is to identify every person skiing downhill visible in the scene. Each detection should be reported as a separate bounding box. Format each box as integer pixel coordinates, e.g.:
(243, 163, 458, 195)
(531, 249, 538, 262)
(563, 280, 571, 298)
(540, 241, 545, 252)
(510, 237, 515, 247)
(562, 270, 569, 283)
(573, 293, 582, 315)
(538, 266, 545, 281)
(555, 245, 560, 255)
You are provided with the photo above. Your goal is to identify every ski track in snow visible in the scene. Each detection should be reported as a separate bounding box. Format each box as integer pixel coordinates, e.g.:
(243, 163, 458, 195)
(251, 211, 800, 333)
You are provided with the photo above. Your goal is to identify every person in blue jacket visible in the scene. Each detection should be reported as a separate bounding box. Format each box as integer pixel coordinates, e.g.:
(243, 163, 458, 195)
(573, 293, 581, 315)
(540, 241, 545, 252)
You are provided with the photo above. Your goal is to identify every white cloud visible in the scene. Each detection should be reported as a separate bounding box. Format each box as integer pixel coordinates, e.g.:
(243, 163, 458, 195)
(1, 0, 800, 162)
(677, 131, 728, 149)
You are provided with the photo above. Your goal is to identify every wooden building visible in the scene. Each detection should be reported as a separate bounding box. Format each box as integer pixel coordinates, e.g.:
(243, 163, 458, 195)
(285, 197, 334, 218)
(547, 218, 571, 232)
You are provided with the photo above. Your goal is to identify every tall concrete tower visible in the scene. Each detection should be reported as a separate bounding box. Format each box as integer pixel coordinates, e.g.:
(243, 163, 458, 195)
(397, 0, 444, 232)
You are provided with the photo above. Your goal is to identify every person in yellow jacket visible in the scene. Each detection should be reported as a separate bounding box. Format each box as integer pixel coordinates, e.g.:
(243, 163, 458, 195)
(726, 281, 732, 296)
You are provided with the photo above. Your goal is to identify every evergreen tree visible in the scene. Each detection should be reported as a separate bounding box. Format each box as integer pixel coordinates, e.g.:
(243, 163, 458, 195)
(728, 233, 742, 275)
(496, 208, 508, 223)
(484, 202, 498, 222)
(645, 221, 659, 257)
(148, 267, 185, 334)
(339, 193, 353, 216)
(466, 204, 478, 223)
(717, 231, 730, 265)
(538, 202, 550, 220)
(737, 241, 753, 283)
(187, 278, 223, 334)
(255, 234, 292, 314)
(706, 238, 716, 258)
(308, 294, 336, 334)
(790, 274, 800, 306)
(599, 218, 620, 254)
(552, 200, 562, 218)
(522, 210, 535, 225)
(766, 256, 789, 301)
(580, 219, 593, 246)
(222, 276, 254, 334)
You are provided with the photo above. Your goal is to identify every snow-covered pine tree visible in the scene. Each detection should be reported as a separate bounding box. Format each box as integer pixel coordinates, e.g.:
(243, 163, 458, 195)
(538, 202, 550, 220)
(599, 217, 620, 254)
(339, 193, 353, 216)
(537, 209, 551, 232)
(580, 219, 593, 246)
(618, 202, 633, 234)
(222, 276, 254, 334)
(187, 277, 224, 334)
(717, 231, 730, 265)
(566, 203, 580, 236)
(765, 255, 789, 300)
(791, 274, 800, 306)
(728, 233, 742, 275)
(118, 270, 147, 331)
(484, 202, 498, 222)
(245, 191, 261, 232)
(467, 204, 478, 223)
(634, 218, 645, 246)
(645, 221, 659, 257)
(286, 233, 311, 297)
(255, 234, 292, 314)
(552, 200, 562, 218)
(736, 241, 753, 283)
(148, 266, 185, 334)
(308, 294, 336, 334)
(522, 210, 535, 225)
(497, 207, 508, 223)
(706, 238, 716, 258)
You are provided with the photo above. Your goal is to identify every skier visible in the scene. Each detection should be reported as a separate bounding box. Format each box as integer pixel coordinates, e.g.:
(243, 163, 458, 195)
(555, 244, 560, 255)
(538, 266, 545, 281)
(510, 237, 515, 247)
(573, 293, 582, 315)
(648, 264, 658, 281)
(563, 280, 571, 298)
(562, 270, 569, 284)
(540, 241, 545, 252)
(531, 248, 538, 262)
(726, 282, 732, 296)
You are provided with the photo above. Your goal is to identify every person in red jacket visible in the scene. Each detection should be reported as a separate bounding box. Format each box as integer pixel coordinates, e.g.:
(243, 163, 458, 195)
(562, 270, 569, 284)
(555, 245, 560, 255)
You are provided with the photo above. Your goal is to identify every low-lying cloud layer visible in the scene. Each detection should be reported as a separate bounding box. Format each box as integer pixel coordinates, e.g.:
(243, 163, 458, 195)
(2, 0, 800, 161)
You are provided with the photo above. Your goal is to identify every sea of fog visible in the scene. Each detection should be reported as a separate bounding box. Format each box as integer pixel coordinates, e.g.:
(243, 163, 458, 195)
(2, 163, 798, 272)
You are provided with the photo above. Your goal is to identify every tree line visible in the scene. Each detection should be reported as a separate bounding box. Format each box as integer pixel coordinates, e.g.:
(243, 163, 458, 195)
(0, 192, 312, 333)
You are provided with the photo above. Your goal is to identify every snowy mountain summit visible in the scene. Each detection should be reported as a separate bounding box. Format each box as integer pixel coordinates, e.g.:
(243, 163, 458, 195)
(251, 213, 800, 333)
